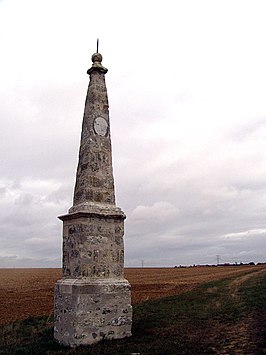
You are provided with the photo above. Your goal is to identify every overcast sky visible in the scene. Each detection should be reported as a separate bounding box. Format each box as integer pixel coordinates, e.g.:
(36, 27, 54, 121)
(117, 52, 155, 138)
(1, 0, 266, 267)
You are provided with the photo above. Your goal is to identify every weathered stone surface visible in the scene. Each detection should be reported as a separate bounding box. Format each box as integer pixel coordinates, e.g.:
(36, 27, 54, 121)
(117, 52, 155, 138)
(73, 60, 115, 207)
(54, 279, 132, 347)
(59, 213, 125, 279)
(54, 51, 132, 347)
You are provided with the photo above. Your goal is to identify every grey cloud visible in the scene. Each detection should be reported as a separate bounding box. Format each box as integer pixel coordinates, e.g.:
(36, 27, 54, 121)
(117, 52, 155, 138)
(0, 84, 82, 182)
(229, 117, 266, 141)
(0, 255, 60, 268)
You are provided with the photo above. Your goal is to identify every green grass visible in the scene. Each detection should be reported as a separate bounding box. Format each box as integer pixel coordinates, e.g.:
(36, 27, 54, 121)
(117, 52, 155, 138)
(1, 270, 266, 354)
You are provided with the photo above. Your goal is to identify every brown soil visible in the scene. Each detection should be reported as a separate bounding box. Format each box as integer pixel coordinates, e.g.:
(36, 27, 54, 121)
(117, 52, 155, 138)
(0, 265, 264, 325)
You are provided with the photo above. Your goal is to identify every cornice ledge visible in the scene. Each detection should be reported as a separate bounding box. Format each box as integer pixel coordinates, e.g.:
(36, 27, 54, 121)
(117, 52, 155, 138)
(58, 203, 126, 221)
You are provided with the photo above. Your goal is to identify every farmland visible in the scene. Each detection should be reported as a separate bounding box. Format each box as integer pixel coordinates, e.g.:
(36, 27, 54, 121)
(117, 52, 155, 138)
(0, 264, 265, 324)
(1, 265, 266, 353)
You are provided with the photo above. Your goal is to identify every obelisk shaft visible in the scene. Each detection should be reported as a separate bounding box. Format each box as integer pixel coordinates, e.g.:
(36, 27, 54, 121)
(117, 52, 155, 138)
(73, 68, 115, 207)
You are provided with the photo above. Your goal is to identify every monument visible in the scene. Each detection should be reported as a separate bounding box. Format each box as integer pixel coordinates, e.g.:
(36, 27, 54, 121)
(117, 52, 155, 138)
(54, 45, 132, 347)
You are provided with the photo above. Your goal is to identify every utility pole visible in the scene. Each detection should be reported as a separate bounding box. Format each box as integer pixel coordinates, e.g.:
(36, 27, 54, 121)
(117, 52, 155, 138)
(141, 260, 144, 268)
(216, 255, 220, 266)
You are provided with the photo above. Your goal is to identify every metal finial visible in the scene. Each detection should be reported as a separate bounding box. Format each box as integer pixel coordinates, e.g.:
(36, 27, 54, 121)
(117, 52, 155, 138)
(96, 39, 99, 53)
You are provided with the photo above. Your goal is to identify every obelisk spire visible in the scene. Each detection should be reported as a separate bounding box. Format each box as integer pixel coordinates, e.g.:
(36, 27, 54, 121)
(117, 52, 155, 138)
(71, 49, 115, 211)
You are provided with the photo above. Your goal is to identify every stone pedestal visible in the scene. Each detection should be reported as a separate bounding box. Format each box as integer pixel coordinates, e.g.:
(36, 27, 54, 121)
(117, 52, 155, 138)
(54, 279, 132, 346)
(54, 204, 132, 347)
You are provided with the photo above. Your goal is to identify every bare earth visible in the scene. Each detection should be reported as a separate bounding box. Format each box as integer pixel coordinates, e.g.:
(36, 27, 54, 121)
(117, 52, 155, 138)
(0, 265, 264, 325)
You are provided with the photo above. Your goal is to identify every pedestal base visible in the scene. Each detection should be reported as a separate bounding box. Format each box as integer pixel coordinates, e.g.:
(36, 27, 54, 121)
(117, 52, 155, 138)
(54, 278, 132, 347)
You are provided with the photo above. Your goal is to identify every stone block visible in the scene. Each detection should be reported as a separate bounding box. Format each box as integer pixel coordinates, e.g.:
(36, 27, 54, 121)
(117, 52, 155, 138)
(54, 278, 132, 347)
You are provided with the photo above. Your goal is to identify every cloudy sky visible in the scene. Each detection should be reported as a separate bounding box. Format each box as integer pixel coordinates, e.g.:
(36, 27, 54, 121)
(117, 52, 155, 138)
(1, 0, 266, 267)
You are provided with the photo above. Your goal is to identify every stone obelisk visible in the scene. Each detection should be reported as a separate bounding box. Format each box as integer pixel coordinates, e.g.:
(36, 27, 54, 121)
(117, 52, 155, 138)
(54, 49, 132, 347)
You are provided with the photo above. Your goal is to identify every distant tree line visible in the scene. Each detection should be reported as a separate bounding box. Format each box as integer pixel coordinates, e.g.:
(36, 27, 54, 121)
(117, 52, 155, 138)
(174, 261, 266, 268)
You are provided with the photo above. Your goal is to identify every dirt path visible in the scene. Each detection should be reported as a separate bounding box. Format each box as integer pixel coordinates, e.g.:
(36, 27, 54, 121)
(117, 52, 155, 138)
(228, 267, 266, 298)
(216, 268, 266, 354)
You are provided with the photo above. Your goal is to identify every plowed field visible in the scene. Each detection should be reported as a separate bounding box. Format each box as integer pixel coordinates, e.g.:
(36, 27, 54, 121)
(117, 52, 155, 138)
(0, 265, 264, 324)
